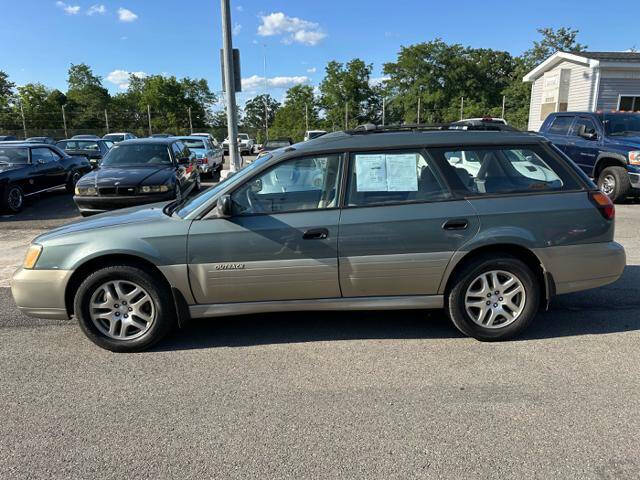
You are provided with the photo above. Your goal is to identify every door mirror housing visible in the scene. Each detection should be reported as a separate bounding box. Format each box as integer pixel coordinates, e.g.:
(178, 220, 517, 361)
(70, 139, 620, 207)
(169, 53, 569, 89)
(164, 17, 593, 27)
(577, 125, 597, 140)
(215, 194, 232, 218)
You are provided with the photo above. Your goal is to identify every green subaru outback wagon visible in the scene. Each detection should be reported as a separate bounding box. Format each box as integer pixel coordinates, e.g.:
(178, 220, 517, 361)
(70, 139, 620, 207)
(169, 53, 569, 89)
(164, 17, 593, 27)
(11, 126, 626, 351)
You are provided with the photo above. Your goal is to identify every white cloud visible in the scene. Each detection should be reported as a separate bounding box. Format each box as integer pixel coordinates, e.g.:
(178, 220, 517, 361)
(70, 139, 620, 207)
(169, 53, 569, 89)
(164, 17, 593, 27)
(257, 12, 326, 46)
(236, 5, 243, 11)
(106, 69, 147, 89)
(87, 4, 106, 15)
(369, 76, 390, 87)
(56, 1, 81, 15)
(120, 36, 128, 40)
(232, 23, 242, 36)
(241, 75, 310, 92)
(306, 67, 317, 74)
(117, 7, 138, 22)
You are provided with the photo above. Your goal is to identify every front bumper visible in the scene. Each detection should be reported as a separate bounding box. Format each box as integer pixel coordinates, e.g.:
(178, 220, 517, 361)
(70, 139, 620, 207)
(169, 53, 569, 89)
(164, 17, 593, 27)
(11, 268, 73, 320)
(534, 241, 626, 295)
(73, 191, 175, 214)
(629, 172, 640, 189)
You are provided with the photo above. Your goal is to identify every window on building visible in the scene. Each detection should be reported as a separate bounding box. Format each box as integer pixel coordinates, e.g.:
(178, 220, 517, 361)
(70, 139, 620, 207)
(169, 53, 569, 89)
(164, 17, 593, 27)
(618, 96, 640, 112)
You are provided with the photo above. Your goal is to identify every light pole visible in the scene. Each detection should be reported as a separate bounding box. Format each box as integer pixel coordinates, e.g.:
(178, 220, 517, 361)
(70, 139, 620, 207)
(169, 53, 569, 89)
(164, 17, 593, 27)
(263, 43, 268, 143)
(417, 86, 424, 124)
(220, 0, 241, 171)
(382, 97, 386, 126)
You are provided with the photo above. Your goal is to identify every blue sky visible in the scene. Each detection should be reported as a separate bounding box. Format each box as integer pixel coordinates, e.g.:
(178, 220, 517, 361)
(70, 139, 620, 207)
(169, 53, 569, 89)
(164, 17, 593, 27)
(1, 0, 638, 106)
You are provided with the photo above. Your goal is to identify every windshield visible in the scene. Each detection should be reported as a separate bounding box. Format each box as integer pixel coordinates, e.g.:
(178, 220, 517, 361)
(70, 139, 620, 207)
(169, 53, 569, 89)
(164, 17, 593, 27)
(102, 144, 172, 166)
(604, 113, 640, 136)
(174, 154, 272, 218)
(104, 134, 125, 142)
(0, 147, 29, 164)
(180, 139, 205, 149)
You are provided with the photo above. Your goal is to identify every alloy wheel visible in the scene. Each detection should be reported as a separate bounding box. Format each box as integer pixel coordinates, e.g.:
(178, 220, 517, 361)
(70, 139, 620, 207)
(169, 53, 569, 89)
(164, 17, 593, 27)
(7, 187, 23, 211)
(89, 280, 156, 340)
(601, 174, 615, 196)
(464, 270, 526, 329)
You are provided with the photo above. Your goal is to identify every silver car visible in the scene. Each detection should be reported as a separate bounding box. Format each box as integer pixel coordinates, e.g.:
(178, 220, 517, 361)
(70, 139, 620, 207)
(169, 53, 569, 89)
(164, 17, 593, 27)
(11, 128, 626, 351)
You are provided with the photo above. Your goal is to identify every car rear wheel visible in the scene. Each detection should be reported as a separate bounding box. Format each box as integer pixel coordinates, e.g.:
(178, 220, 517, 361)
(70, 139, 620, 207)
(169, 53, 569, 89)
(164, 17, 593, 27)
(74, 265, 176, 352)
(597, 166, 630, 203)
(446, 254, 540, 341)
(2, 184, 24, 213)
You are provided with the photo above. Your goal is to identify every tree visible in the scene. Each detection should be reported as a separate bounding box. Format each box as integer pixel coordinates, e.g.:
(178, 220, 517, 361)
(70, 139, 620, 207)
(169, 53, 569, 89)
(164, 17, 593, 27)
(0, 70, 15, 108)
(243, 94, 280, 142)
(65, 63, 110, 131)
(320, 59, 380, 129)
(270, 85, 318, 141)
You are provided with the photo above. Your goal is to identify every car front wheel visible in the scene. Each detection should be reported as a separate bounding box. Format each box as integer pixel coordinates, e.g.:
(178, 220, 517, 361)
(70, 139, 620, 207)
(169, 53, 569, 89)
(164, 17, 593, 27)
(446, 254, 540, 341)
(74, 265, 176, 352)
(597, 166, 630, 203)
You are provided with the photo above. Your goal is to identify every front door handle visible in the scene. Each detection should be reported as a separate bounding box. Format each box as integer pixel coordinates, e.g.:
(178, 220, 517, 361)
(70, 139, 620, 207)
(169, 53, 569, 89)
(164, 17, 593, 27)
(442, 219, 468, 231)
(303, 228, 329, 240)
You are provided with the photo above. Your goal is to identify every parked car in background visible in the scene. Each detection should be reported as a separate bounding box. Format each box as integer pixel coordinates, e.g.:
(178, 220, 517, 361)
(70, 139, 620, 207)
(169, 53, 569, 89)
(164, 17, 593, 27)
(56, 139, 114, 169)
(173, 136, 223, 177)
(222, 133, 253, 155)
(0, 135, 18, 141)
(450, 118, 515, 131)
(0, 143, 91, 213)
(11, 127, 626, 351)
(539, 111, 640, 202)
(26, 137, 56, 144)
(71, 134, 101, 140)
(103, 132, 137, 143)
(72, 138, 200, 216)
(190, 133, 218, 145)
(150, 133, 174, 138)
(256, 138, 293, 158)
(304, 130, 327, 141)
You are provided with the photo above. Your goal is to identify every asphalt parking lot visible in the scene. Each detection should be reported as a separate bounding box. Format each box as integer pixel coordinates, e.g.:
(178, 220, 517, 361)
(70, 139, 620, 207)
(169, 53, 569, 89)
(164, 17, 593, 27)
(1, 168, 639, 479)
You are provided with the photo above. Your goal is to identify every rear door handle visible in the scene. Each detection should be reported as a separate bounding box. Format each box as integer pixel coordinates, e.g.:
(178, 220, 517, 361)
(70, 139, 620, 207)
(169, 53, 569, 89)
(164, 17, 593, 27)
(442, 219, 468, 231)
(303, 228, 329, 240)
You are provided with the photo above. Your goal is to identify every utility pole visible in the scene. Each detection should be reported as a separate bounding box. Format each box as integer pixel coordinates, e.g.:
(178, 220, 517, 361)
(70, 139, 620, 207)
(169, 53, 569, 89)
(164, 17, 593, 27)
(19, 102, 27, 139)
(382, 97, 386, 126)
(221, 0, 241, 171)
(104, 109, 109, 134)
(188, 107, 193, 134)
(62, 105, 68, 139)
(263, 43, 268, 143)
(417, 86, 424, 124)
(460, 97, 464, 120)
(305, 104, 309, 132)
(147, 104, 152, 136)
(501, 95, 506, 119)
(344, 102, 348, 130)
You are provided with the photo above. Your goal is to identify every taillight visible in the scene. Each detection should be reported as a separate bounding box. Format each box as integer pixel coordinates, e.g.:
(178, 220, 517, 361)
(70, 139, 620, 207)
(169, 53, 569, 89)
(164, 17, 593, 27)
(589, 191, 615, 220)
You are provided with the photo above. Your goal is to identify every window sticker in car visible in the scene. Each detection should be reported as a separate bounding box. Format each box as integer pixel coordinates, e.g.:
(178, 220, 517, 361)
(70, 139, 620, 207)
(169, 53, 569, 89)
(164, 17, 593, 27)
(355, 154, 387, 191)
(386, 153, 418, 191)
(355, 153, 418, 192)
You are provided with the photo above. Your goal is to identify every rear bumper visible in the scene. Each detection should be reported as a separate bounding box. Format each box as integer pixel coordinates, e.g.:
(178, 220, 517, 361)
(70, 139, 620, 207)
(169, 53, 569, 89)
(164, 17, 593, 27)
(534, 241, 626, 295)
(11, 268, 73, 320)
(73, 192, 174, 214)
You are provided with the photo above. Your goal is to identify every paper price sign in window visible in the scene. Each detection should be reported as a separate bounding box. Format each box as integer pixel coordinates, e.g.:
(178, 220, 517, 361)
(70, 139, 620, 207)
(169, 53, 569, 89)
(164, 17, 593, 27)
(355, 154, 388, 191)
(355, 153, 418, 192)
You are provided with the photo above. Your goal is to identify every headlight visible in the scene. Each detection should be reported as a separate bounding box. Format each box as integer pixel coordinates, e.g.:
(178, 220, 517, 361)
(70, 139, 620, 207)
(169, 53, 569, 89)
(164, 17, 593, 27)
(139, 185, 170, 193)
(75, 186, 97, 196)
(23, 244, 42, 269)
(629, 151, 640, 165)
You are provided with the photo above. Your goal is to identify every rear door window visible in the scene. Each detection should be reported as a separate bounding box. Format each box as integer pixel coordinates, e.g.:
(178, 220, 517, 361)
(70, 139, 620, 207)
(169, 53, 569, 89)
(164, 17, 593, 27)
(438, 146, 580, 194)
(547, 116, 574, 135)
(346, 150, 451, 206)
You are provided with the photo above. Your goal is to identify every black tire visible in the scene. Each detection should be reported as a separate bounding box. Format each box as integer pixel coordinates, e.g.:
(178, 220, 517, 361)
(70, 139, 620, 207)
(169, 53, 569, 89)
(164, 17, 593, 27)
(446, 254, 540, 341)
(74, 265, 177, 352)
(66, 170, 81, 194)
(597, 166, 631, 203)
(2, 184, 24, 213)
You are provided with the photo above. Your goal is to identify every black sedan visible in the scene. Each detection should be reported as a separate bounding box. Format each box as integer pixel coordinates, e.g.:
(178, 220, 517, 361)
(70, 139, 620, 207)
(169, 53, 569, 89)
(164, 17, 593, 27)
(57, 139, 114, 169)
(73, 138, 201, 216)
(0, 135, 18, 141)
(0, 143, 91, 213)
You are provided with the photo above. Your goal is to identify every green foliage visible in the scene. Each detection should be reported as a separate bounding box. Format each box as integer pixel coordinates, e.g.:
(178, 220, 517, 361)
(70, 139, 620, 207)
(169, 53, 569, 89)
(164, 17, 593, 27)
(65, 63, 110, 130)
(243, 94, 280, 143)
(270, 85, 319, 142)
(319, 59, 380, 129)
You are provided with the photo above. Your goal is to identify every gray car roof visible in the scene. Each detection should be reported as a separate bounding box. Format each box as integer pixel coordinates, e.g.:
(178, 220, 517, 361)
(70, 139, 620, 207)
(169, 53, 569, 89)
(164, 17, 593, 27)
(117, 138, 176, 145)
(286, 130, 545, 156)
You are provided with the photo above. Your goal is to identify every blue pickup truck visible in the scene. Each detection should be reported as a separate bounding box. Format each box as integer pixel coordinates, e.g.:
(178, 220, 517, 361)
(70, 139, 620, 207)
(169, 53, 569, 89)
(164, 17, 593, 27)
(539, 111, 640, 202)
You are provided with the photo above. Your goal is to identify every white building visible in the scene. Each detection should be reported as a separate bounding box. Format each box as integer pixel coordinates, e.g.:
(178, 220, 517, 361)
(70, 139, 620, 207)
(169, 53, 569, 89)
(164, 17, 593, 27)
(523, 51, 640, 131)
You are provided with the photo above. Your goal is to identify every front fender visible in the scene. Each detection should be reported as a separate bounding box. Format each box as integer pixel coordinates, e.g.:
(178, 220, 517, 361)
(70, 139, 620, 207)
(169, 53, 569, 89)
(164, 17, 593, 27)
(593, 152, 627, 177)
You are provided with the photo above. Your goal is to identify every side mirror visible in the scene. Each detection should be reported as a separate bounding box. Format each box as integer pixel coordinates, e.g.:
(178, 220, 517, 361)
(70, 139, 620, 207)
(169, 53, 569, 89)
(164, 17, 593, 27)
(215, 194, 232, 218)
(250, 178, 263, 193)
(577, 125, 597, 140)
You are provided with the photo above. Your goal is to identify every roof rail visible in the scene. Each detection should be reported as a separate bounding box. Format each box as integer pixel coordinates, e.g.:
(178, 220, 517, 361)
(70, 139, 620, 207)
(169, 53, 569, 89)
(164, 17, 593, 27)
(347, 122, 519, 134)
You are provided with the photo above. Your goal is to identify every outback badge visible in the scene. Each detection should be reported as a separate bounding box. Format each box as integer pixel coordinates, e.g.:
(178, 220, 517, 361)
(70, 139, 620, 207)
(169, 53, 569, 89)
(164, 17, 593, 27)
(215, 263, 246, 271)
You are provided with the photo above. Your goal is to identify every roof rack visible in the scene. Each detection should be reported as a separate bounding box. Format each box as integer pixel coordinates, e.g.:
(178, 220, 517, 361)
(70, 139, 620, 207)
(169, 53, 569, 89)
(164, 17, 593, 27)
(347, 122, 519, 134)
